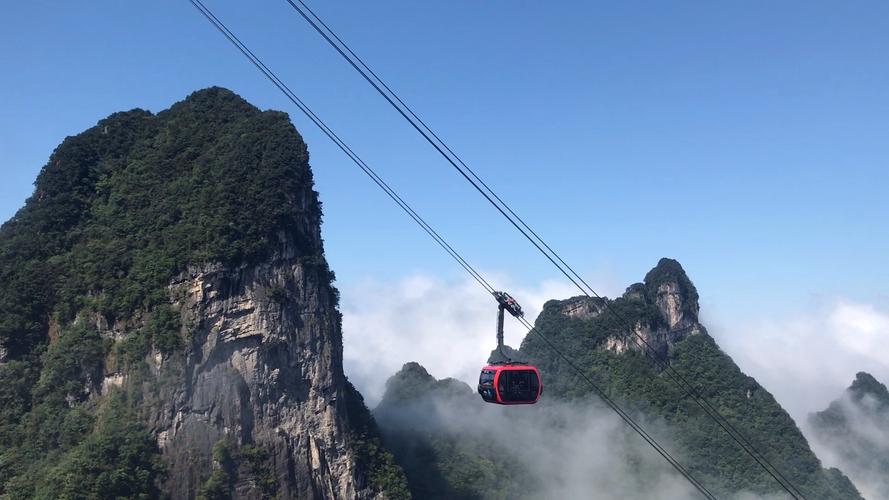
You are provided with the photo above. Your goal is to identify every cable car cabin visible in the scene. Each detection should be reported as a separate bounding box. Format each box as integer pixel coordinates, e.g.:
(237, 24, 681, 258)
(478, 364, 542, 405)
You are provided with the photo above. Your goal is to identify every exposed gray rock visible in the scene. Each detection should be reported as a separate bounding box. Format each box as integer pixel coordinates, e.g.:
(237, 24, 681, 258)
(92, 231, 383, 499)
(654, 281, 693, 330)
(602, 321, 701, 360)
(559, 297, 606, 321)
(601, 259, 703, 362)
(145, 237, 375, 499)
(549, 259, 704, 363)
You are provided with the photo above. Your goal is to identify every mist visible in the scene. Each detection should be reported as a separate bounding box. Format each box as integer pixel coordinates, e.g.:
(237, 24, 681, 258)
(374, 372, 795, 500)
(807, 392, 889, 500)
(708, 298, 889, 422)
(342, 274, 888, 497)
(342, 273, 889, 419)
(375, 380, 699, 499)
(340, 273, 588, 404)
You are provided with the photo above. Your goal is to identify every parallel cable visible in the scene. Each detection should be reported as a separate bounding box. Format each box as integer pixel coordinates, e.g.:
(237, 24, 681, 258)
(516, 313, 716, 499)
(187, 2, 717, 497)
(278, 3, 805, 498)
(187, 0, 493, 297)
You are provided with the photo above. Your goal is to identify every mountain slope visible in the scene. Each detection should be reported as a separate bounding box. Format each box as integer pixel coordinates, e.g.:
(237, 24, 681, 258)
(809, 372, 889, 499)
(518, 258, 858, 498)
(0, 87, 407, 499)
(375, 361, 719, 500)
(376, 259, 860, 499)
(374, 363, 526, 499)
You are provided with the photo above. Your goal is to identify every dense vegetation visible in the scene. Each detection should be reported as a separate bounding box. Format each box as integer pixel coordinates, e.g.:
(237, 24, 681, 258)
(197, 438, 278, 500)
(374, 363, 528, 499)
(0, 87, 402, 497)
(518, 260, 859, 498)
(0, 87, 321, 360)
(344, 380, 412, 499)
(0, 322, 165, 498)
(376, 260, 862, 499)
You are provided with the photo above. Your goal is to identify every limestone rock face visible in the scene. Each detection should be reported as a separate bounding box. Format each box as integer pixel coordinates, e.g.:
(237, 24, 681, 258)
(654, 281, 692, 329)
(0, 87, 402, 499)
(560, 297, 606, 321)
(601, 318, 701, 361)
(136, 236, 375, 499)
(562, 258, 704, 362)
(644, 257, 700, 329)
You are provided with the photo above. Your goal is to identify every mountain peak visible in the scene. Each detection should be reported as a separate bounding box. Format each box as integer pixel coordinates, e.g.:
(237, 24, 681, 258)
(397, 361, 435, 381)
(379, 362, 437, 404)
(809, 372, 889, 498)
(163, 86, 266, 125)
(378, 362, 473, 408)
(0, 89, 407, 498)
(182, 86, 242, 105)
(849, 371, 889, 406)
(643, 258, 700, 329)
(643, 258, 694, 290)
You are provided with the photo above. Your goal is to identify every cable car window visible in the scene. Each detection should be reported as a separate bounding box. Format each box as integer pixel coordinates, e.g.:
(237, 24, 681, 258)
(479, 371, 494, 384)
(501, 370, 534, 402)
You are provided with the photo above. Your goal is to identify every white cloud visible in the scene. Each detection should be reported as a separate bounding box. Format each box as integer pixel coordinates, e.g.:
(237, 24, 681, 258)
(807, 392, 889, 499)
(343, 271, 889, 421)
(379, 393, 699, 499)
(831, 301, 889, 364)
(341, 271, 889, 497)
(707, 298, 889, 423)
(339, 273, 587, 405)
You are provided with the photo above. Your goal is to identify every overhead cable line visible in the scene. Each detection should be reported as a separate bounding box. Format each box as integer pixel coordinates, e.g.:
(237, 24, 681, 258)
(278, 2, 805, 498)
(186, 1, 716, 497)
(184, 0, 493, 296)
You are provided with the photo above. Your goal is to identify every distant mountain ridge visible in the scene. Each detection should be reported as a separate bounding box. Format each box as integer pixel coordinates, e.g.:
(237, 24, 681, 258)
(375, 361, 699, 499)
(810, 372, 889, 499)
(378, 259, 861, 499)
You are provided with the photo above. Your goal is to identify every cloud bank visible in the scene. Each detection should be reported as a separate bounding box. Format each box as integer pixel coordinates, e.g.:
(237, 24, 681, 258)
(808, 391, 889, 500)
(341, 272, 889, 497)
(375, 379, 700, 500)
(342, 271, 889, 421)
(707, 299, 889, 421)
(339, 274, 585, 404)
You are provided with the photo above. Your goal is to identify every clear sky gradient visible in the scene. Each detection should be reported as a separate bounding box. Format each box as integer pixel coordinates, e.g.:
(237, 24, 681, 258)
(2, 0, 888, 323)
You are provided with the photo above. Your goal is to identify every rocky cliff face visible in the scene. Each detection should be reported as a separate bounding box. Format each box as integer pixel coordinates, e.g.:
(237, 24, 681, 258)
(144, 239, 369, 499)
(389, 259, 861, 498)
(559, 258, 704, 360)
(513, 258, 861, 498)
(0, 87, 405, 499)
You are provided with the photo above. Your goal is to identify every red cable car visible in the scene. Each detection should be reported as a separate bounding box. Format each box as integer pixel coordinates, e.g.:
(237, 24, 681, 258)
(477, 291, 542, 405)
(478, 363, 542, 405)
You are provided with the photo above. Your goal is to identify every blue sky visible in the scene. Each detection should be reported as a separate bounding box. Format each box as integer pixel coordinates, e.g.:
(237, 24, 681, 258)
(2, 0, 888, 325)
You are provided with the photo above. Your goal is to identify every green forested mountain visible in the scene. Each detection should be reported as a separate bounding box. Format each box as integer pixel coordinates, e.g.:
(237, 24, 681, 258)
(0, 87, 405, 498)
(0, 86, 867, 499)
(375, 362, 705, 499)
(376, 259, 861, 499)
(809, 372, 889, 499)
(375, 363, 532, 499)
(1, 87, 316, 359)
